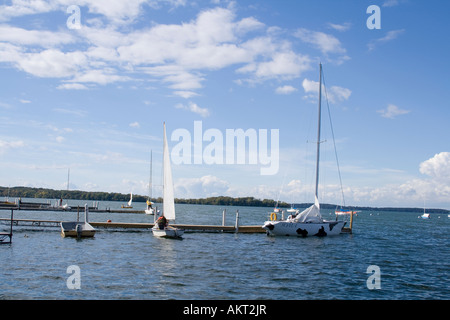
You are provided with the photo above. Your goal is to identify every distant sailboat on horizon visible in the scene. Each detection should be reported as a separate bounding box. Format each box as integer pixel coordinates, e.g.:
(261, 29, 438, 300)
(121, 192, 133, 208)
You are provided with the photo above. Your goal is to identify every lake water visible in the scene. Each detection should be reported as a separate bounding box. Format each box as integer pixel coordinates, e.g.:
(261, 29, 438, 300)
(1, 199, 449, 300)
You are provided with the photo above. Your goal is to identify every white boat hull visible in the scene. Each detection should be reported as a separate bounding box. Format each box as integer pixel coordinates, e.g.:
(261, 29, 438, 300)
(262, 220, 346, 237)
(152, 226, 184, 239)
(61, 222, 96, 238)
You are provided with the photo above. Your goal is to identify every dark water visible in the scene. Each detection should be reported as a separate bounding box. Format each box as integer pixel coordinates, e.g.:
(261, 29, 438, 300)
(1, 200, 449, 300)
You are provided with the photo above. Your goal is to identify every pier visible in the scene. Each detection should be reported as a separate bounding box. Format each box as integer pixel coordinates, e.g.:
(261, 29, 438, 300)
(0, 218, 265, 233)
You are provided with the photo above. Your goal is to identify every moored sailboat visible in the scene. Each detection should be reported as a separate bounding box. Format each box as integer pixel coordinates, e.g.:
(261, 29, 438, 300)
(263, 63, 346, 237)
(152, 123, 184, 239)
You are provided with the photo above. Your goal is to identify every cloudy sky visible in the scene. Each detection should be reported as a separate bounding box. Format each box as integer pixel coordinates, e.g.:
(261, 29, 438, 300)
(1, 0, 449, 209)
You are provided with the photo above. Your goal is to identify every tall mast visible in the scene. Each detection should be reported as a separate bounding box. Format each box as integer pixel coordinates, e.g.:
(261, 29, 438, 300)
(150, 150, 153, 199)
(67, 168, 70, 191)
(314, 63, 322, 200)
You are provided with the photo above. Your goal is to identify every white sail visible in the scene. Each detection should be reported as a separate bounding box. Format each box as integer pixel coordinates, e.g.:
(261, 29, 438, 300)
(294, 196, 323, 223)
(127, 192, 133, 206)
(163, 122, 176, 221)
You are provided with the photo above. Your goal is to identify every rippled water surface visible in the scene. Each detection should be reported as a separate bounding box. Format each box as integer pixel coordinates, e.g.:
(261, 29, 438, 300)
(1, 200, 449, 300)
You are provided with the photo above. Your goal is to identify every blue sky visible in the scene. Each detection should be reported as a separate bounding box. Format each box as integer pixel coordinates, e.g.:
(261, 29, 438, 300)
(1, 0, 449, 209)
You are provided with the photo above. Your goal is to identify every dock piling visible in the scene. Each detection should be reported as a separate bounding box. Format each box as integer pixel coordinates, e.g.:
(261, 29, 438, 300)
(222, 209, 226, 226)
(0, 209, 14, 244)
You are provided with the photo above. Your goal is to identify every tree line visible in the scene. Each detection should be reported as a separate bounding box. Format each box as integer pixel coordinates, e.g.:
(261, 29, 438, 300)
(0, 186, 289, 208)
(2, 186, 448, 213)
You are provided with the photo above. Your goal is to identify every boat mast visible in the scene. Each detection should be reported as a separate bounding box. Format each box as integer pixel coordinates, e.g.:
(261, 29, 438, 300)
(149, 150, 152, 200)
(314, 63, 322, 200)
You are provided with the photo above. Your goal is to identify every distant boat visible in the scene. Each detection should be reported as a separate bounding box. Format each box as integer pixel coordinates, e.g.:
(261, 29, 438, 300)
(121, 192, 133, 208)
(419, 201, 430, 219)
(335, 209, 358, 216)
(53, 198, 71, 211)
(263, 63, 346, 237)
(152, 123, 184, 239)
(61, 204, 96, 238)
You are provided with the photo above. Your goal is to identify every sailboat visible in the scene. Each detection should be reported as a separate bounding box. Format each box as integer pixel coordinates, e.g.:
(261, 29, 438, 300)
(145, 150, 156, 215)
(61, 204, 96, 238)
(152, 123, 184, 239)
(335, 208, 358, 216)
(121, 192, 133, 208)
(419, 200, 430, 219)
(263, 63, 346, 237)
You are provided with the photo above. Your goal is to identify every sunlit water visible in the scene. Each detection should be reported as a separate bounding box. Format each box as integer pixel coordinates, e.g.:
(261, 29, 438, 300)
(1, 199, 449, 300)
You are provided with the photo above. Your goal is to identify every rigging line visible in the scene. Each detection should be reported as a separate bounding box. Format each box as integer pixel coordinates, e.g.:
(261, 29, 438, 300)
(321, 69, 346, 207)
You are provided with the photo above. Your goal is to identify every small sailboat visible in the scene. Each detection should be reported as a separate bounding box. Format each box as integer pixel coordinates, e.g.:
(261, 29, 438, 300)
(152, 123, 184, 239)
(335, 208, 358, 216)
(263, 63, 346, 237)
(121, 192, 133, 208)
(419, 200, 430, 219)
(61, 204, 96, 238)
(145, 150, 156, 215)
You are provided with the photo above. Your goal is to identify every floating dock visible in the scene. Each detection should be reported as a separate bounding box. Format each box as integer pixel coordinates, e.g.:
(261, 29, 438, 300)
(0, 204, 144, 214)
(0, 218, 266, 233)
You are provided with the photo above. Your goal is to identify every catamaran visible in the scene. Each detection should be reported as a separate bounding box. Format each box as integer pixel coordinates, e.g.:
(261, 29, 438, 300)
(263, 63, 346, 237)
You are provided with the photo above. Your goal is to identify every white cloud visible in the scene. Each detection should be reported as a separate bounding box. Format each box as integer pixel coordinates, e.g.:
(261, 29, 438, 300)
(295, 28, 346, 55)
(0, 25, 75, 47)
(175, 102, 210, 117)
(57, 83, 89, 90)
(328, 22, 351, 32)
(17, 49, 87, 78)
(0, 139, 25, 154)
(419, 152, 450, 182)
(0, 5, 317, 95)
(382, 0, 400, 7)
(377, 104, 410, 119)
(302, 78, 351, 103)
(275, 85, 297, 95)
(368, 29, 405, 51)
(129, 122, 140, 128)
(173, 91, 199, 99)
(294, 28, 350, 64)
(174, 175, 230, 198)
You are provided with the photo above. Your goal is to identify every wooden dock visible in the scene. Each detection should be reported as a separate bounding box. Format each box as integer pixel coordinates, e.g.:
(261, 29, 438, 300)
(0, 218, 266, 233)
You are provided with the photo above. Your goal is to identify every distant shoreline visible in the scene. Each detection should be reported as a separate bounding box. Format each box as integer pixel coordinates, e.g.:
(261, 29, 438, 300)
(1, 186, 449, 213)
